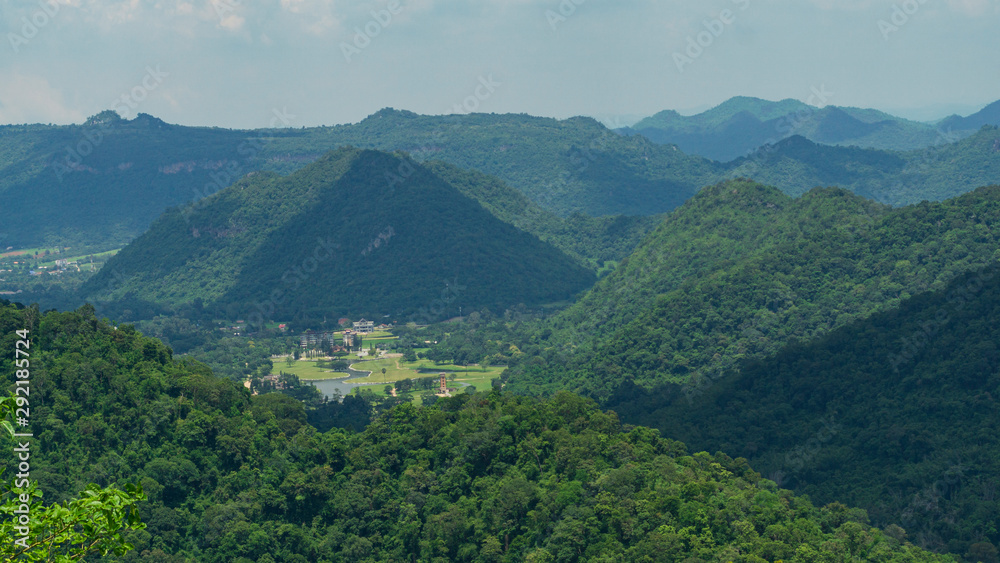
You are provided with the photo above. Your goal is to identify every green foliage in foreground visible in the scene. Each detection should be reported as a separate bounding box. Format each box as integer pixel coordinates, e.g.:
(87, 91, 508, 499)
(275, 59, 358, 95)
(0, 393, 146, 560)
(0, 300, 955, 562)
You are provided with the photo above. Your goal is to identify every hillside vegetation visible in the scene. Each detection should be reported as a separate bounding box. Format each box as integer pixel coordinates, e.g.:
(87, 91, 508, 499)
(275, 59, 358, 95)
(507, 179, 1000, 398)
(605, 263, 1000, 558)
(0, 300, 956, 562)
(79, 148, 596, 324)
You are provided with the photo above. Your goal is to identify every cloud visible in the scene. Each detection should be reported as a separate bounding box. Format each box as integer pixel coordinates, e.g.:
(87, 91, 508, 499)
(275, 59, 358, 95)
(0, 72, 84, 124)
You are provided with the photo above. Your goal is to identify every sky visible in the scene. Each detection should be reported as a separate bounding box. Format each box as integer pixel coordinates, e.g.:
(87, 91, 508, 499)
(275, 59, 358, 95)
(0, 0, 998, 129)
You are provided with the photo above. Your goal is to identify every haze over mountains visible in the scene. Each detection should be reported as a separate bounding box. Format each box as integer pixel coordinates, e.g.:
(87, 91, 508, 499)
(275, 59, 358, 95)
(625, 96, 1000, 162)
(3, 102, 1000, 253)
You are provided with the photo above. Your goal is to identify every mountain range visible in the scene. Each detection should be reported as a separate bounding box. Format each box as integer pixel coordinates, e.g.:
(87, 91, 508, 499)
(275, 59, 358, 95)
(626, 96, 1000, 162)
(4, 107, 1000, 254)
(508, 179, 1000, 398)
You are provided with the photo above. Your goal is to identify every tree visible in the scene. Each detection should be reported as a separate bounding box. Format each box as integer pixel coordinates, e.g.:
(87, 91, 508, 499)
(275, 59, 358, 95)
(0, 395, 146, 560)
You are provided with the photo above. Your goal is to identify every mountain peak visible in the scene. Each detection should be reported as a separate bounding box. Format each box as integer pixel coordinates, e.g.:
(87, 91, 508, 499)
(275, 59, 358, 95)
(84, 110, 125, 127)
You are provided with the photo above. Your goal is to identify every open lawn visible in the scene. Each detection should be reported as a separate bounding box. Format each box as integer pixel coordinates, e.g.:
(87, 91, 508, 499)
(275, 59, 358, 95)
(273, 352, 506, 389)
(351, 365, 501, 406)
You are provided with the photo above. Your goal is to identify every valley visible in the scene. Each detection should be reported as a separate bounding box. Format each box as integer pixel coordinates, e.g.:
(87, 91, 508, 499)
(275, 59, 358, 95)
(4, 99, 1000, 561)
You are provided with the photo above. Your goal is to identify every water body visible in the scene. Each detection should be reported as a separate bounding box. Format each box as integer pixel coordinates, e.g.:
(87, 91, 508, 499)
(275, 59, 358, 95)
(308, 365, 378, 399)
(308, 362, 471, 400)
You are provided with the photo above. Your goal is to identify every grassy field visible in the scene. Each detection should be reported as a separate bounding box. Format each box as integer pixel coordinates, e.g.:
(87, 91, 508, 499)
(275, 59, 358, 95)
(1, 246, 119, 267)
(275, 355, 505, 389)
(353, 367, 499, 406)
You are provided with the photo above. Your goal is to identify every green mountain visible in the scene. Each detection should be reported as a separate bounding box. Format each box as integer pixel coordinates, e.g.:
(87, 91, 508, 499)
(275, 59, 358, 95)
(0, 110, 713, 259)
(270, 109, 722, 217)
(629, 96, 999, 162)
(939, 100, 1000, 132)
(506, 179, 1000, 399)
(422, 160, 663, 269)
(0, 300, 956, 562)
(79, 148, 596, 324)
(4, 108, 999, 260)
(606, 263, 1000, 557)
(0, 112, 268, 250)
(728, 127, 1000, 206)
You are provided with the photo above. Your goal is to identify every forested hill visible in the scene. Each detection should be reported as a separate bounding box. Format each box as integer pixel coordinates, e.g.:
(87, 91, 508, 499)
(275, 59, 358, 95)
(79, 147, 595, 324)
(0, 300, 956, 562)
(606, 263, 1000, 559)
(290, 109, 720, 218)
(423, 160, 663, 269)
(0, 111, 260, 249)
(508, 179, 1000, 399)
(728, 126, 1000, 206)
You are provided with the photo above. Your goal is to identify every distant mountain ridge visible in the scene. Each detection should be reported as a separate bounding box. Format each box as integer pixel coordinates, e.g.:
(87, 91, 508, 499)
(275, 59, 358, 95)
(3, 107, 1000, 256)
(627, 96, 1000, 161)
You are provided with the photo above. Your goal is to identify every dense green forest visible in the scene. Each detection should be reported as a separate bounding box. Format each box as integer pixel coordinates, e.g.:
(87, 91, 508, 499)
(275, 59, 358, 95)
(504, 179, 1000, 398)
(730, 127, 1000, 206)
(601, 263, 1000, 559)
(422, 161, 663, 270)
(628, 96, 997, 161)
(79, 148, 595, 325)
(0, 300, 959, 561)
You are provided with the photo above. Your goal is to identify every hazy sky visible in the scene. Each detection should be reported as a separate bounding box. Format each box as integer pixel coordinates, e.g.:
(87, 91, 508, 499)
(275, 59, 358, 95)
(1, 0, 997, 128)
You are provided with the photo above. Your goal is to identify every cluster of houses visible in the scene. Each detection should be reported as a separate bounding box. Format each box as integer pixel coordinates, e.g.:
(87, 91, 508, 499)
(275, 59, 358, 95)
(299, 319, 390, 350)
